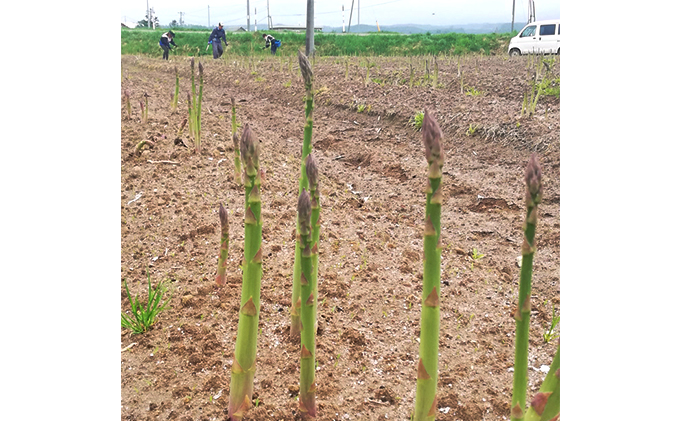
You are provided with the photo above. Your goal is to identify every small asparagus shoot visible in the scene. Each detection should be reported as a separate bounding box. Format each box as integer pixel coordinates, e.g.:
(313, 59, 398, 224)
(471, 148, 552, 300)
(171, 66, 179, 113)
(510, 153, 543, 421)
(228, 124, 263, 421)
(215, 203, 230, 287)
(196, 61, 204, 153)
(414, 109, 445, 421)
(124, 90, 132, 119)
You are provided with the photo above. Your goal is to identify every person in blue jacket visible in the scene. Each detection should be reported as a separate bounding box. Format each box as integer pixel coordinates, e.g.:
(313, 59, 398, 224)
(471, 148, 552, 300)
(261, 33, 280, 55)
(159, 31, 177, 60)
(209, 23, 228, 59)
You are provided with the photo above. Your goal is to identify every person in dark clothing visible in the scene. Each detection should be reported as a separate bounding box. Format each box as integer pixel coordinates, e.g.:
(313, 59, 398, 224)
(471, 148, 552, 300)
(261, 33, 280, 55)
(159, 31, 177, 60)
(209, 23, 228, 59)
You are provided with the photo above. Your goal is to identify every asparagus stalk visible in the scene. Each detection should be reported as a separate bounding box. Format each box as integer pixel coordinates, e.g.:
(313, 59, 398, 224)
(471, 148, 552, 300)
(196, 61, 204, 153)
(124, 90, 132, 119)
(171, 66, 179, 113)
(523, 344, 560, 421)
(231, 97, 242, 185)
(143, 92, 150, 123)
(297, 189, 317, 418)
(414, 109, 445, 421)
(306, 154, 321, 317)
(291, 50, 315, 340)
(510, 153, 543, 421)
(215, 203, 229, 287)
(187, 91, 193, 139)
(228, 124, 263, 421)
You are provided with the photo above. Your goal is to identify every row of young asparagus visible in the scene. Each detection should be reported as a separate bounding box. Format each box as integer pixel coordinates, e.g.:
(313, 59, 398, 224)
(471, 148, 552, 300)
(158, 52, 560, 420)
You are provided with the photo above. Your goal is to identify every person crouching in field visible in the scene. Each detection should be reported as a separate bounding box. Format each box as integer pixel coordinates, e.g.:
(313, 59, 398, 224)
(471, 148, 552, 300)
(209, 22, 228, 59)
(159, 31, 177, 60)
(261, 33, 281, 55)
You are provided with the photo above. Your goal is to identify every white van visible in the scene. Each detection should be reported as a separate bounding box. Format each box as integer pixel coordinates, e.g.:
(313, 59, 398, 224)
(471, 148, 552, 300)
(508, 20, 560, 56)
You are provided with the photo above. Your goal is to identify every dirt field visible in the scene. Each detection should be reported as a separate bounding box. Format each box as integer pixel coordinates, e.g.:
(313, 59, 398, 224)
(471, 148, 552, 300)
(120, 52, 560, 421)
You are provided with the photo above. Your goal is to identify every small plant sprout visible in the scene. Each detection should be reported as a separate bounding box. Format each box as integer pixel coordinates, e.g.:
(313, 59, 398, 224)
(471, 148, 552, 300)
(228, 124, 264, 421)
(215, 203, 230, 287)
(291, 50, 315, 342)
(471, 248, 485, 260)
(414, 109, 445, 421)
(121, 270, 172, 334)
(466, 123, 479, 136)
(510, 154, 560, 421)
(542, 304, 560, 343)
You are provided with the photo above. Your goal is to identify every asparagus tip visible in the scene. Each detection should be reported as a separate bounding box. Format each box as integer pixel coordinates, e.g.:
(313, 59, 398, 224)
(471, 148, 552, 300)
(305, 154, 318, 187)
(219, 203, 229, 228)
(297, 49, 313, 87)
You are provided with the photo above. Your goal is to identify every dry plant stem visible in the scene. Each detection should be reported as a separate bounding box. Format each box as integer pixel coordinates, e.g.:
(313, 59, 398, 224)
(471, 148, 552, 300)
(511, 153, 543, 421)
(231, 97, 242, 184)
(414, 109, 445, 421)
(297, 189, 317, 418)
(228, 124, 263, 420)
(523, 344, 560, 421)
(291, 50, 315, 341)
(215, 203, 229, 286)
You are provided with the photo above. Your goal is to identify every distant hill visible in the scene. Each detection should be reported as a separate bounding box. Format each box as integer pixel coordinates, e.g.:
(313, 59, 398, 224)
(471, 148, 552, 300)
(320, 22, 520, 34)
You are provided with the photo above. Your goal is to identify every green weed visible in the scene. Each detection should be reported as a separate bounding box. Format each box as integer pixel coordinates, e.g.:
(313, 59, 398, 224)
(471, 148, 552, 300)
(410, 111, 424, 130)
(121, 270, 172, 334)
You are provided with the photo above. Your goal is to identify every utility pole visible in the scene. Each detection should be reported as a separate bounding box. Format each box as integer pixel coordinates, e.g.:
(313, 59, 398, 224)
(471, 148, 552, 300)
(511, 0, 515, 32)
(247, 0, 251, 31)
(150, 7, 156, 29)
(208, 5, 210, 27)
(342, 5, 345, 33)
(147, 0, 150, 28)
(348, 0, 354, 32)
(358, 0, 360, 26)
(305, 0, 314, 56)
(255, 7, 257, 31)
(267, 0, 272, 30)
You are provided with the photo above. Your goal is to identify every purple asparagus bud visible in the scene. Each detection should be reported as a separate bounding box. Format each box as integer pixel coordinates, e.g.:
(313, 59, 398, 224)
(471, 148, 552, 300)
(240, 124, 259, 177)
(297, 50, 313, 90)
(298, 189, 312, 237)
(219, 203, 229, 232)
(305, 154, 318, 189)
(199, 61, 204, 76)
(524, 153, 542, 207)
(422, 109, 444, 178)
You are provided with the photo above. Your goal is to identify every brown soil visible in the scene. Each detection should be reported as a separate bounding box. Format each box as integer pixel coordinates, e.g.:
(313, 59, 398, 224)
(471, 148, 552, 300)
(120, 53, 560, 421)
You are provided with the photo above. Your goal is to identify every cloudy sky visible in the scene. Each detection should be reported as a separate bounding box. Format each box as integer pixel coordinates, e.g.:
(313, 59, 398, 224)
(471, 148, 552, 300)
(121, 0, 560, 28)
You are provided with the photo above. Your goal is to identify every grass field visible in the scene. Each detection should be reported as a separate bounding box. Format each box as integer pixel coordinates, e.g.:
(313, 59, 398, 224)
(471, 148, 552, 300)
(121, 28, 514, 57)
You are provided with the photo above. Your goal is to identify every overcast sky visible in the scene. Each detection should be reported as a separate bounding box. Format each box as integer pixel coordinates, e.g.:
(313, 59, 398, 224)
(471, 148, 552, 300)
(121, 0, 560, 28)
